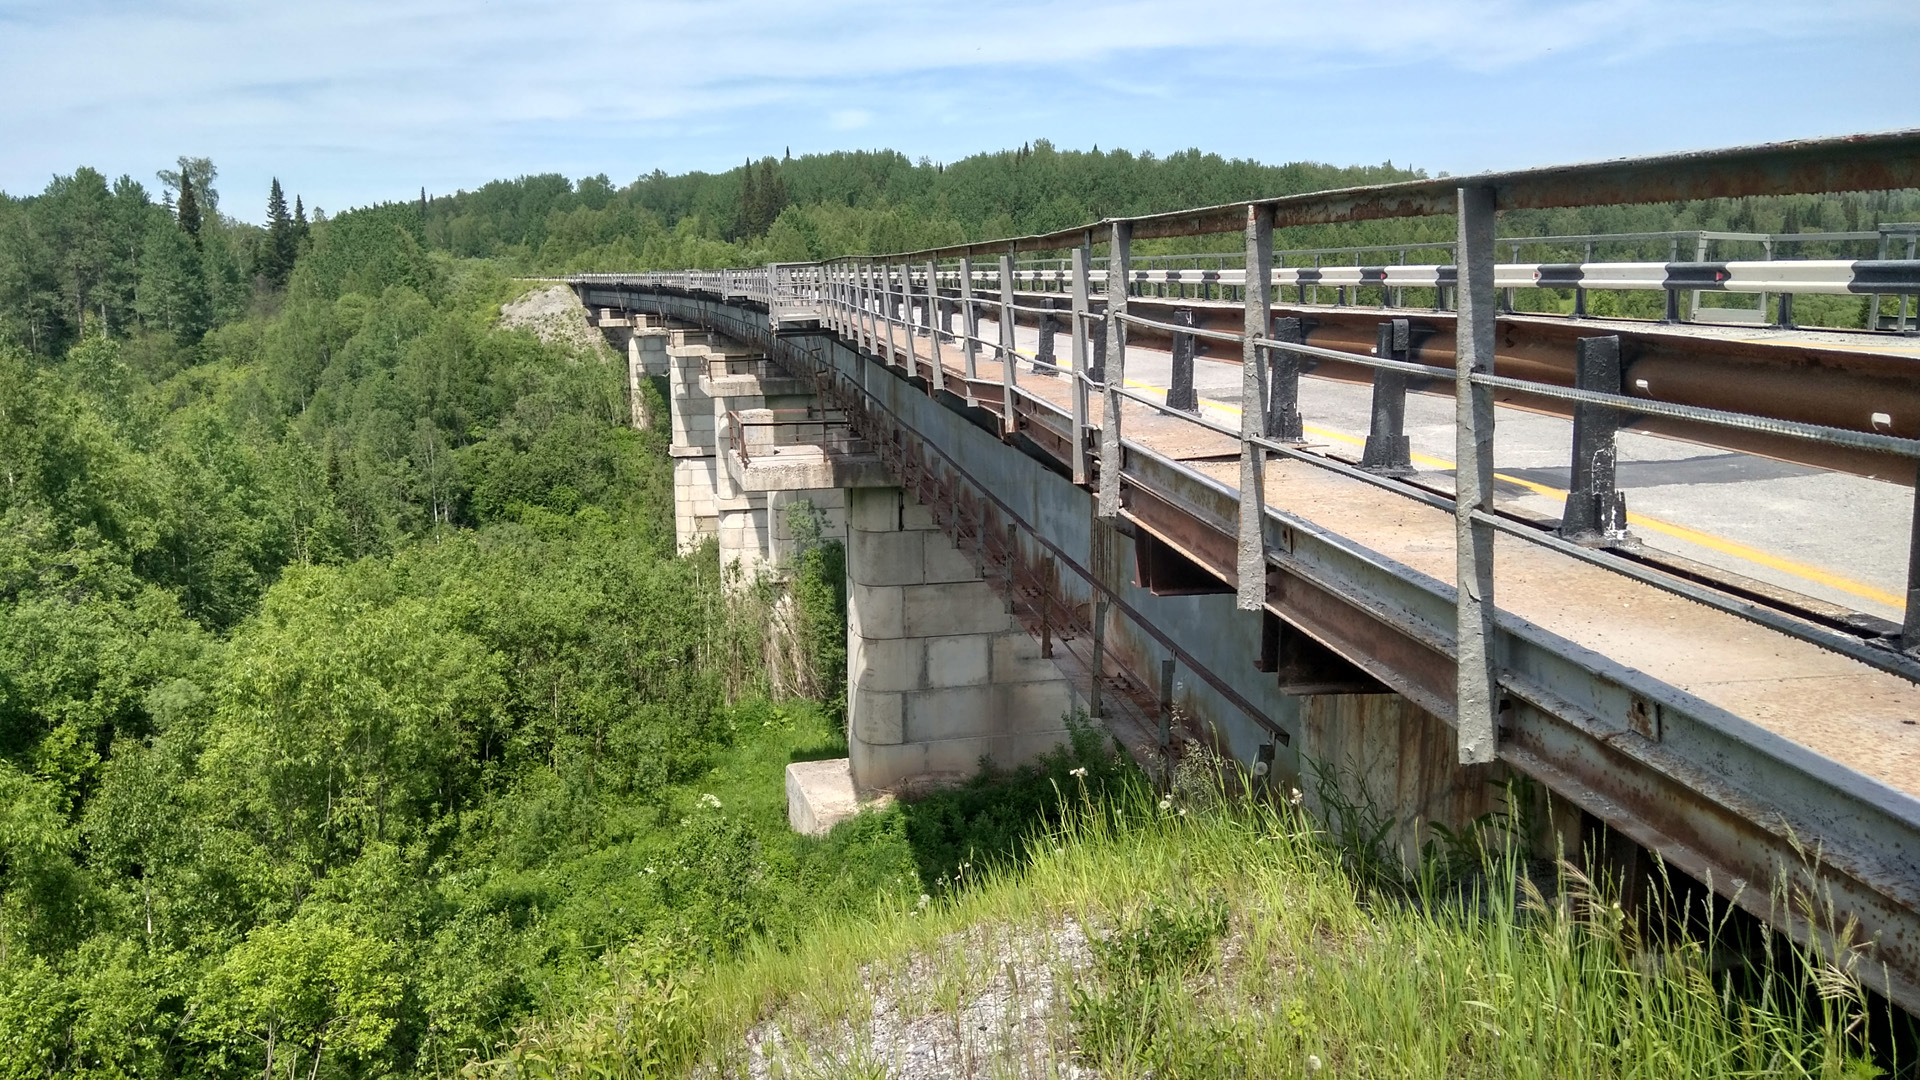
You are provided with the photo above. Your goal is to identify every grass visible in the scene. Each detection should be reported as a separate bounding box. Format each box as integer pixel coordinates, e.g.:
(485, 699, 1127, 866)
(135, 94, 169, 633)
(475, 753, 1896, 1080)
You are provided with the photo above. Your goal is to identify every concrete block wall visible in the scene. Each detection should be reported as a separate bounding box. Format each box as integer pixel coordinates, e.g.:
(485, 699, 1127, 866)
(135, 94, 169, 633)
(768, 489, 848, 566)
(718, 504, 772, 581)
(669, 335, 721, 554)
(846, 486, 1079, 794)
(668, 342, 718, 452)
(672, 455, 720, 553)
(633, 326, 670, 377)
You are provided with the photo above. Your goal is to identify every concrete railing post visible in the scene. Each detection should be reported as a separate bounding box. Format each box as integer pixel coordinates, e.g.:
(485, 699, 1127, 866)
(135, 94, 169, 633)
(1905, 473, 1920, 655)
(960, 256, 979, 384)
(1099, 222, 1131, 519)
(1237, 204, 1272, 611)
(1454, 184, 1500, 766)
(1070, 239, 1092, 487)
(925, 260, 945, 395)
(884, 263, 900, 369)
(998, 253, 1018, 436)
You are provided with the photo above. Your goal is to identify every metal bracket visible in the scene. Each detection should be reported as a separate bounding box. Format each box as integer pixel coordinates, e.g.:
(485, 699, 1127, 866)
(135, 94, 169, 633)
(1360, 318, 1414, 475)
(1560, 335, 1635, 547)
(1167, 308, 1198, 413)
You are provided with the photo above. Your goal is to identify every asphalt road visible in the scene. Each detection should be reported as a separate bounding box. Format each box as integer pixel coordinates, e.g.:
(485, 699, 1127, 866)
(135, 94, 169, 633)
(962, 311, 1911, 623)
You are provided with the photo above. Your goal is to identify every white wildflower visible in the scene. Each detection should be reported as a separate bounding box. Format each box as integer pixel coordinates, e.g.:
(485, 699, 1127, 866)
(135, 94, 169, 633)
(917, 893, 931, 911)
(1307, 1054, 1324, 1072)
(1069, 766, 1088, 779)
(1158, 796, 1172, 811)
(1250, 759, 1270, 778)
(1288, 787, 1305, 807)
(698, 793, 722, 809)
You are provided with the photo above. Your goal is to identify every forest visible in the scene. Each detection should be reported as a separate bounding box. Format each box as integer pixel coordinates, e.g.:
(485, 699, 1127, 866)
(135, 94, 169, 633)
(0, 143, 1912, 1077)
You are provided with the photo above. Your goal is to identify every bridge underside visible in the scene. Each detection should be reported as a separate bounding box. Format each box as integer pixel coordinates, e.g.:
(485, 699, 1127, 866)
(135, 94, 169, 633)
(591, 282, 1920, 1015)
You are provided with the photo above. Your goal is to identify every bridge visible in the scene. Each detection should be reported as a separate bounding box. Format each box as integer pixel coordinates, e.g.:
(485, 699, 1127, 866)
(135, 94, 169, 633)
(569, 130, 1920, 1011)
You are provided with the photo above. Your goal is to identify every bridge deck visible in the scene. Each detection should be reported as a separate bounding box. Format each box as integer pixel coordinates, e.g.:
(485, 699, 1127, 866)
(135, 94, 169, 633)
(880, 318, 1920, 797)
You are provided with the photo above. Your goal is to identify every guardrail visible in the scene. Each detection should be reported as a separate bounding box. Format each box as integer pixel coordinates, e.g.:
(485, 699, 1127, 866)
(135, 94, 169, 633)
(579, 252, 1920, 334)
(725, 408, 864, 465)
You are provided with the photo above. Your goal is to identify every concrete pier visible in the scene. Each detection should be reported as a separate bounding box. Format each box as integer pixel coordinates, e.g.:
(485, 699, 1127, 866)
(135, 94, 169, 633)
(845, 486, 1079, 794)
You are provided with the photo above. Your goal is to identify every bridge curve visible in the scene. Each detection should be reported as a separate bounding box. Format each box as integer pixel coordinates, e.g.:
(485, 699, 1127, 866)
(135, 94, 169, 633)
(573, 130, 1920, 1012)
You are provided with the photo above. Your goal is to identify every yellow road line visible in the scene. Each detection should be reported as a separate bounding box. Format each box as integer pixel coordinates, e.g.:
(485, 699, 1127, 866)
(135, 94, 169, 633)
(1117, 379, 1902, 609)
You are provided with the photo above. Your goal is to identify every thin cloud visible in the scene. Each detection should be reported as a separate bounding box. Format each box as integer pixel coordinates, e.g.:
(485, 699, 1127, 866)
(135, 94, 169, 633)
(0, 0, 1911, 216)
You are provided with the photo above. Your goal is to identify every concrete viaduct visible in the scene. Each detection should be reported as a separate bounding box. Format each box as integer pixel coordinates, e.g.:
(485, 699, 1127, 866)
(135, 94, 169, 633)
(572, 130, 1920, 1012)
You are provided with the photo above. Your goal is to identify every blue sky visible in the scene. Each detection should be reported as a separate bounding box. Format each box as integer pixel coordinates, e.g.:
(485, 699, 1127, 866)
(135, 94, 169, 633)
(1, 0, 1915, 224)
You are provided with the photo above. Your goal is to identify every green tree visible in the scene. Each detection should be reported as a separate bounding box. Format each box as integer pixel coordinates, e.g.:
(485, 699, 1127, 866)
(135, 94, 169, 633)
(174, 173, 202, 244)
(261, 178, 296, 291)
(196, 918, 401, 1080)
(135, 213, 211, 341)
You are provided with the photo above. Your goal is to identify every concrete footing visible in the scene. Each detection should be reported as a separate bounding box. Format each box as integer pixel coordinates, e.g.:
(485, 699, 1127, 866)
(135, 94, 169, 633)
(785, 758, 866, 837)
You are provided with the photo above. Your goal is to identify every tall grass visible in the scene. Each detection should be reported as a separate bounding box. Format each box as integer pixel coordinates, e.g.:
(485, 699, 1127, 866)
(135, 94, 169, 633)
(476, 771, 1892, 1079)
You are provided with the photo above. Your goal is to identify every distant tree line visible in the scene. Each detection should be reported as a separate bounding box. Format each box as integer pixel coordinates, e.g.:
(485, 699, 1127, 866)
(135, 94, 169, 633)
(407, 140, 1920, 281)
(0, 157, 313, 360)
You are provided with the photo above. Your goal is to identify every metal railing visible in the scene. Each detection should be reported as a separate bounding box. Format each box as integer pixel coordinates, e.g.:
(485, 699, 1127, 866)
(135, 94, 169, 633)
(725, 408, 864, 466)
(580, 129, 1920, 1015)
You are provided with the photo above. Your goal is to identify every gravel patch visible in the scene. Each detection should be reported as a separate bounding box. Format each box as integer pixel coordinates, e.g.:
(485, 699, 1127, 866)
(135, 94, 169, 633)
(500, 283, 606, 354)
(737, 919, 1098, 1079)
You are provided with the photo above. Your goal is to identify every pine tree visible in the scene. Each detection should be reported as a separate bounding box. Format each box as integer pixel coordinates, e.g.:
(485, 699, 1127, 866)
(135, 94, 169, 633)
(293, 196, 311, 248)
(263, 178, 294, 290)
(738, 159, 760, 239)
(177, 173, 203, 245)
(758, 158, 787, 233)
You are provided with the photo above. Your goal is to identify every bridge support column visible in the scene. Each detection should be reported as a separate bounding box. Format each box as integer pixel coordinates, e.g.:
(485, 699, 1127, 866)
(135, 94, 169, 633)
(668, 332, 720, 553)
(846, 486, 1080, 794)
(627, 322, 668, 430)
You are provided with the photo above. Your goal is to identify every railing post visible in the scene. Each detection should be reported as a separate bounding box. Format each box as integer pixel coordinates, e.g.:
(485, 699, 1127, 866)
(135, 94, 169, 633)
(884, 263, 900, 369)
(938, 274, 956, 344)
(868, 261, 882, 353)
(1360, 319, 1413, 475)
(1267, 316, 1305, 442)
(1167, 308, 1198, 412)
(860, 261, 875, 349)
(960, 255, 979, 384)
(1158, 657, 1176, 752)
(998, 253, 1017, 436)
(1904, 474, 1920, 655)
(1561, 335, 1633, 546)
(1100, 222, 1131, 519)
(1071, 239, 1092, 487)
(1689, 234, 1709, 323)
(901, 261, 921, 380)
(1090, 598, 1108, 719)
(1574, 240, 1592, 317)
(1504, 242, 1519, 313)
(1455, 184, 1500, 766)
(1034, 298, 1057, 373)
(925, 259, 945, 394)
(1238, 204, 1273, 612)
